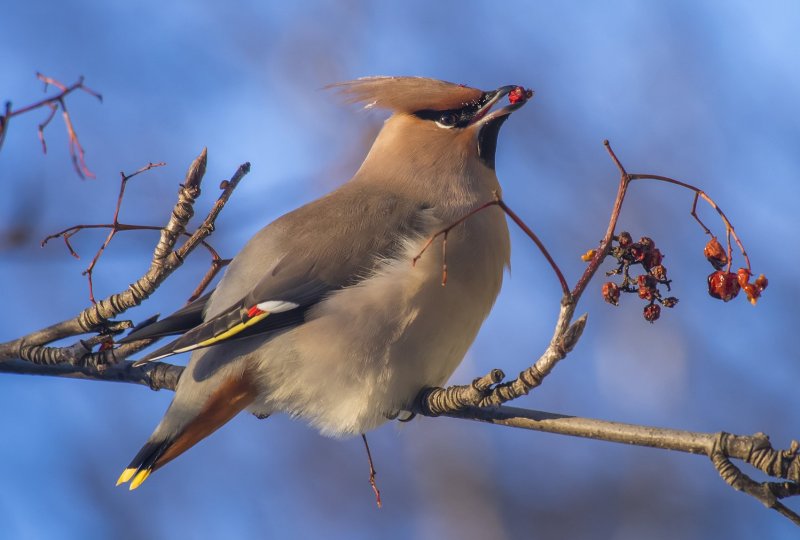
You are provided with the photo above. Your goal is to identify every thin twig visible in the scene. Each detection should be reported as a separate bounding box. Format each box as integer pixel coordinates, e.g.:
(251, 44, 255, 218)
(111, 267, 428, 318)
(412, 195, 502, 274)
(497, 198, 569, 296)
(413, 192, 569, 295)
(39, 156, 228, 305)
(627, 173, 751, 272)
(187, 258, 231, 303)
(79, 162, 166, 302)
(571, 140, 632, 300)
(0, 101, 11, 150)
(37, 103, 57, 154)
(361, 434, 382, 508)
(0, 73, 102, 177)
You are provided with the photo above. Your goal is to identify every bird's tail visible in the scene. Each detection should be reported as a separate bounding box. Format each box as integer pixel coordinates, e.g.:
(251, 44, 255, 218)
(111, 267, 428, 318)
(116, 371, 258, 490)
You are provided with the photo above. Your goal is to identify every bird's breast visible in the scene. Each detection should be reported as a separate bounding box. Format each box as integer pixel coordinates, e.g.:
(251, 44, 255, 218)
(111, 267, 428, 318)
(255, 206, 509, 436)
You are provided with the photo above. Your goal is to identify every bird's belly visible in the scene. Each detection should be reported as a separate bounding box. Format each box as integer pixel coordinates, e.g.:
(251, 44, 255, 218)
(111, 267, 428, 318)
(253, 214, 509, 436)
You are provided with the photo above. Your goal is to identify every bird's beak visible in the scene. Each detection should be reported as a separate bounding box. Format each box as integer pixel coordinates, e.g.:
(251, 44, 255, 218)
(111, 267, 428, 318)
(469, 85, 534, 127)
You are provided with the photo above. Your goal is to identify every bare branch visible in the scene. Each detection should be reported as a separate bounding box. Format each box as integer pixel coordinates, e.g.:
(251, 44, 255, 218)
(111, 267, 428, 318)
(0, 150, 250, 370)
(37, 160, 233, 304)
(443, 405, 800, 525)
(0, 358, 182, 392)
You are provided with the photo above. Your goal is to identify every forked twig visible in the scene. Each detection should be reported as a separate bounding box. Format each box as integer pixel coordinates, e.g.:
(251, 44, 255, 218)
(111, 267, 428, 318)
(0, 150, 250, 370)
(40, 161, 228, 303)
(627, 173, 751, 272)
(0, 73, 102, 178)
(413, 191, 569, 294)
(412, 195, 502, 286)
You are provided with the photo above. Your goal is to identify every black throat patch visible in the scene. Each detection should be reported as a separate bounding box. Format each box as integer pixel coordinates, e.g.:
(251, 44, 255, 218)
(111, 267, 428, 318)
(477, 115, 509, 170)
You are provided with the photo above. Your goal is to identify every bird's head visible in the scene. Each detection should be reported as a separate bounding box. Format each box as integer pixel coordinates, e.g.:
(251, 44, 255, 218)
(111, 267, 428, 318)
(333, 76, 532, 173)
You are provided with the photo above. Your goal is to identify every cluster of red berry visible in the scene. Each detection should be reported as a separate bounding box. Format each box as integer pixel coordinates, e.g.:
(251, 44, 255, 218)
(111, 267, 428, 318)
(600, 232, 678, 323)
(704, 237, 767, 304)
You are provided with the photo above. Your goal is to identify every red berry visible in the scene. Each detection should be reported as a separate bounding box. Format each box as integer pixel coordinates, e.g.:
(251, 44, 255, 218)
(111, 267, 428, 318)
(643, 304, 661, 323)
(639, 237, 655, 251)
(649, 264, 668, 281)
(707, 271, 740, 302)
(755, 274, 768, 291)
(508, 86, 532, 105)
(642, 248, 663, 270)
(617, 232, 632, 247)
(636, 274, 656, 301)
(743, 283, 761, 305)
(704, 237, 728, 270)
(602, 282, 620, 306)
(736, 268, 751, 288)
(630, 244, 646, 262)
(662, 297, 679, 308)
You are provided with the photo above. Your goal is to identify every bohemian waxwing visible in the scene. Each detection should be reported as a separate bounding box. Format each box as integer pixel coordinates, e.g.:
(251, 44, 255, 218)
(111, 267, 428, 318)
(116, 76, 532, 489)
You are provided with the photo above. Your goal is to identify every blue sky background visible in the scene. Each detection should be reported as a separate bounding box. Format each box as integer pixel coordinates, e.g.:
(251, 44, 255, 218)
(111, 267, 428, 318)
(2, 1, 799, 538)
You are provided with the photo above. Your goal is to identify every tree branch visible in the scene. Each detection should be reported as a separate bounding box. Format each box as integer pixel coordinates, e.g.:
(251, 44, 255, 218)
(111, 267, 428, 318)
(446, 406, 800, 525)
(0, 148, 251, 370)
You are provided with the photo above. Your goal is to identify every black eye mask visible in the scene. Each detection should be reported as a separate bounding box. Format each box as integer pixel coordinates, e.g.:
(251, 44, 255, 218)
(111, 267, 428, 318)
(412, 93, 490, 128)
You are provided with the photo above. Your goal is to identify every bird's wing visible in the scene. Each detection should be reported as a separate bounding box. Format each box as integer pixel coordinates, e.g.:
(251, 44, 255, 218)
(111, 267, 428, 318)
(119, 292, 213, 344)
(129, 187, 434, 366)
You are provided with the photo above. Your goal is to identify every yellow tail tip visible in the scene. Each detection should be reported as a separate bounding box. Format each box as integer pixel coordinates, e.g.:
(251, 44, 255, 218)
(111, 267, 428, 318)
(116, 468, 137, 486)
(129, 468, 152, 490)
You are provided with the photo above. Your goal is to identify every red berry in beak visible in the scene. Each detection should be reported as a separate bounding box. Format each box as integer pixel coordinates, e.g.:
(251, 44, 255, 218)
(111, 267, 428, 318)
(508, 86, 533, 105)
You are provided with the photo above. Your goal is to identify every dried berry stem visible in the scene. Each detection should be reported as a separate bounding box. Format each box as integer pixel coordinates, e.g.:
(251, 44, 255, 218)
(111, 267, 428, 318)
(628, 173, 751, 272)
(571, 141, 632, 299)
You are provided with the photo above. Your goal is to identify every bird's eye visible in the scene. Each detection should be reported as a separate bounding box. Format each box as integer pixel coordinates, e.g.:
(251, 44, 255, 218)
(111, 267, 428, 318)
(435, 112, 458, 129)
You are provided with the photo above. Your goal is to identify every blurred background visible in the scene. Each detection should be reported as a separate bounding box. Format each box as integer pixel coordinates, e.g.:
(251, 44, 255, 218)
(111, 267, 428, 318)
(1, 1, 799, 538)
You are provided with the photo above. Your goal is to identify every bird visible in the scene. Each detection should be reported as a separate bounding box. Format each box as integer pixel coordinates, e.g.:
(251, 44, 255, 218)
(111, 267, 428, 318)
(115, 76, 532, 490)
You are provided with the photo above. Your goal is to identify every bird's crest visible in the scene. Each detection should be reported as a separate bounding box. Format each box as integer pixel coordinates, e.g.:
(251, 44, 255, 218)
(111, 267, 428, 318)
(330, 76, 484, 113)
